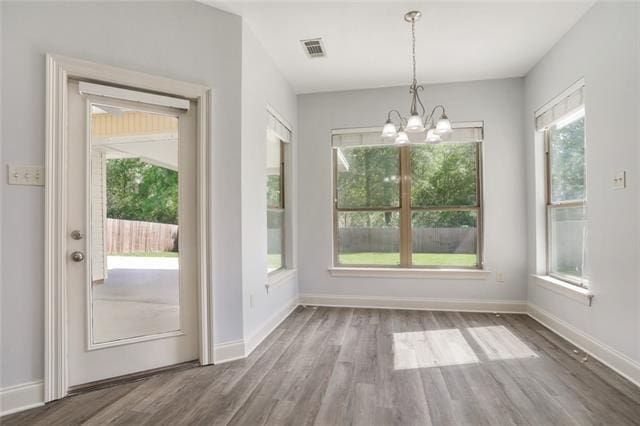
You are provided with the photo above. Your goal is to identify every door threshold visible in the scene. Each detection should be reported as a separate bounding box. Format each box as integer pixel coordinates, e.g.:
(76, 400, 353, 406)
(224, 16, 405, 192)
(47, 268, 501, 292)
(68, 360, 199, 395)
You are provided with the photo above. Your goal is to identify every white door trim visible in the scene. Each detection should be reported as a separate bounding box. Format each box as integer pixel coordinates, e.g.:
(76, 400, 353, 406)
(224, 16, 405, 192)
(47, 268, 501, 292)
(44, 54, 213, 402)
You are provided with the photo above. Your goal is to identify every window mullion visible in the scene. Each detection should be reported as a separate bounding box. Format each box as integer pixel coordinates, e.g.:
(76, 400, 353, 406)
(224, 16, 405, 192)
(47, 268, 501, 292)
(476, 143, 484, 268)
(400, 146, 412, 267)
(332, 148, 340, 267)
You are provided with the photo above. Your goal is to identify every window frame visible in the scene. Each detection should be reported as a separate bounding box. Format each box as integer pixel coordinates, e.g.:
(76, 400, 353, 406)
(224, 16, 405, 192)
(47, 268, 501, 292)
(332, 133, 484, 270)
(267, 139, 286, 275)
(543, 119, 587, 287)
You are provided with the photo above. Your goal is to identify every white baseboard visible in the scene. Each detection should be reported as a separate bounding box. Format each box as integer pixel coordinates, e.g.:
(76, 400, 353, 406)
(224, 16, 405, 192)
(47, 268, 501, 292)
(299, 293, 527, 314)
(1, 381, 44, 417)
(213, 339, 246, 364)
(527, 302, 640, 388)
(213, 296, 300, 363)
(244, 297, 299, 356)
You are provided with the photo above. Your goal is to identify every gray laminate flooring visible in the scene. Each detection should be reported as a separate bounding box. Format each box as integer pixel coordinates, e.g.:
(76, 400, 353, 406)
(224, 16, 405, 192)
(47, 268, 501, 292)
(5, 307, 640, 425)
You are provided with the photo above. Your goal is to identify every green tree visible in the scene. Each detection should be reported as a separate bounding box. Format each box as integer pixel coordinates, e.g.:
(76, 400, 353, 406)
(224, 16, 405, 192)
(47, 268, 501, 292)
(106, 158, 178, 224)
(336, 143, 479, 228)
(411, 143, 477, 227)
(550, 116, 585, 202)
(337, 146, 400, 209)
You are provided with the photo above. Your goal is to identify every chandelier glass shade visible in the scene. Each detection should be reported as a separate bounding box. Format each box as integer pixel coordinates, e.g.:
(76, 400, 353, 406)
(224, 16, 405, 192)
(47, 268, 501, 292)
(395, 130, 410, 145)
(381, 10, 453, 144)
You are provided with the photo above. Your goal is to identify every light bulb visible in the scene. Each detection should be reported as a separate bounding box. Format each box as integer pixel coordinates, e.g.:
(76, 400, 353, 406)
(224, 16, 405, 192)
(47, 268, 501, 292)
(435, 114, 452, 135)
(425, 128, 442, 143)
(381, 120, 398, 139)
(395, 130, 409, 144)
(405, 114, 425, 133)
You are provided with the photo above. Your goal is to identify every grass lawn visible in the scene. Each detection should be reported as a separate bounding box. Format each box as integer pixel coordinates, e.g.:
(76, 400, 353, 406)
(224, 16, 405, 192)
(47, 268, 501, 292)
(114, 251, 179, 257)
(268, 254, 284, 271)
(339, 252, 477, 267)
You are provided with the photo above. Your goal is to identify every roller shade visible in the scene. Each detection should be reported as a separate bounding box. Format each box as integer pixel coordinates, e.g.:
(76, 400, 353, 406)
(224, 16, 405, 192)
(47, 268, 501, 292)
(267, 111, 292, 143)
(535, 82, 585, 130)
(79, 81, 190, 111)
(332, 123, 484, 148)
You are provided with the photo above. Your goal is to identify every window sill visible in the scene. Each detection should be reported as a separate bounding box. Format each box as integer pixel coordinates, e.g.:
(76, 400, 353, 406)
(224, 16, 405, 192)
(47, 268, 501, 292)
(267, 268, 296, 289)
(328, 267, 491, 280)
(531, 274, 593, 306)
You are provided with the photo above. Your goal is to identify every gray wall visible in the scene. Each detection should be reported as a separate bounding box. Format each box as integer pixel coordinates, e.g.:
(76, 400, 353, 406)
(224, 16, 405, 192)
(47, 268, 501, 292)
(524, 1, 640, 364)
(297, 78, 528, 301)
(241, 24, 299, 340)
(0, 1, 243, 388)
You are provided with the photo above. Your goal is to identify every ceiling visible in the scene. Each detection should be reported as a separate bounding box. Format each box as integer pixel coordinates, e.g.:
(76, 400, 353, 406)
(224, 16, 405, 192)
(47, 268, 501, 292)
(207, 1, 594, 94)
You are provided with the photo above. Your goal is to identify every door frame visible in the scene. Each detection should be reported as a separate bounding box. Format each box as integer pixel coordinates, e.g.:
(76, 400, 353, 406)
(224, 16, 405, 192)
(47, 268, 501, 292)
(44, 54, 213, 402)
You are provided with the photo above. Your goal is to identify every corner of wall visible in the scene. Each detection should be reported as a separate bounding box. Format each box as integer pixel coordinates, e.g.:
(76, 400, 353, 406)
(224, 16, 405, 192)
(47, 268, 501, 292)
(238, 16, 299, 347)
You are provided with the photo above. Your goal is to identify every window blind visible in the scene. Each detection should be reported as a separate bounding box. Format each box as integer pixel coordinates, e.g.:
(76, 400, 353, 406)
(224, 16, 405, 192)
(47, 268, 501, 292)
(535, 82, 585, 131)
(267, 111, 292, 143)
(332, 123, 484, 148)
(79, 81, 190, 111)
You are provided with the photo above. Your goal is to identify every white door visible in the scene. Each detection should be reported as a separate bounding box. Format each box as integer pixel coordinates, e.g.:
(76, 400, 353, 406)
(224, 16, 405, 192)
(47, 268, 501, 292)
(66, 79, 198, 387)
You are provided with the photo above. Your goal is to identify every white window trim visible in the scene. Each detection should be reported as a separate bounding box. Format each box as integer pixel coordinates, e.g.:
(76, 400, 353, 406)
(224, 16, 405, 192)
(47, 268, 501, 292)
(266, 268, 297, 289)
(329, 267, 491, 280)
(531, 274, 593, 306)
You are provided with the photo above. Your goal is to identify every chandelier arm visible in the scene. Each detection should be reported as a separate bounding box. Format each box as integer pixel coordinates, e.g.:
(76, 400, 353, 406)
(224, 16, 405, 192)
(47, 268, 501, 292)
(426, 104, 446, 125)
(387, 109, 406, 127)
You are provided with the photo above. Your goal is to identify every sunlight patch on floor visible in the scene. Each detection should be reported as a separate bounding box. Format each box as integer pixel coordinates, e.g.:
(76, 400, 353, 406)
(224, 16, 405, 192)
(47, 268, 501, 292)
(467, 325, 539, 360)
(393, 329, 480, 370)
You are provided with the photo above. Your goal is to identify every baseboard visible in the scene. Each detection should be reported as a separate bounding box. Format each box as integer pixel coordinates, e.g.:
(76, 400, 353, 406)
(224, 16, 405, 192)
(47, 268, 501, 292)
(244, 297, 300, 356)
(213, 296, 300, 363)
(299, 293, 527, 314)
(0, 381, 44, 417)
(527, 302, 640, 388)
(213, 340, 245, 364)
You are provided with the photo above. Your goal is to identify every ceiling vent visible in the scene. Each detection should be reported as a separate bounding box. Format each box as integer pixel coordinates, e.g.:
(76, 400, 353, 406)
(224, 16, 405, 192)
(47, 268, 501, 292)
(301, 38, 326, 58)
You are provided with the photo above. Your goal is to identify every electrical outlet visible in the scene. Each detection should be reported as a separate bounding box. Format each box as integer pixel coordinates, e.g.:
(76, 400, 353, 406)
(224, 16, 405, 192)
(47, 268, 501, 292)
(250, 293, 255, 308)
(496, 272, 505, 283)
(613, 171, 626, 189)
(7, 165, 45, 186)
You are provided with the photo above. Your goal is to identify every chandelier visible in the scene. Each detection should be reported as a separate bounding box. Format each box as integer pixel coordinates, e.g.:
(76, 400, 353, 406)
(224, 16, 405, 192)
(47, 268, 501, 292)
(381, 10, 453, 144)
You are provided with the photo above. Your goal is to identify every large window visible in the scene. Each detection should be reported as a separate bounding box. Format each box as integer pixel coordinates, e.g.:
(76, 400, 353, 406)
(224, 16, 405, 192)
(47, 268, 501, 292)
(545, 108, 587, 286)
(267, 133, 285, 273)
(333, 126, 483, 269)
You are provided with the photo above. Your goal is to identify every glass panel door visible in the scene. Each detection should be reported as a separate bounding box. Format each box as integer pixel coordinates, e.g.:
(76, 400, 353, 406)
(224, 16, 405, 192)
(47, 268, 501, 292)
(89, 103, 181, 345)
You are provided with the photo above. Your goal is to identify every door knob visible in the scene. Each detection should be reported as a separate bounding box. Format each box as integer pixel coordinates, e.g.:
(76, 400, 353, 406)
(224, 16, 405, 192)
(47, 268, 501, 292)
(71, 251, 85, 262)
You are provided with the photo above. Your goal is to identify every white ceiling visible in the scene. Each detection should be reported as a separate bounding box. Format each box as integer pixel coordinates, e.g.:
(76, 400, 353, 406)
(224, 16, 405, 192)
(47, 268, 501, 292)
(207, 1, 594, 94)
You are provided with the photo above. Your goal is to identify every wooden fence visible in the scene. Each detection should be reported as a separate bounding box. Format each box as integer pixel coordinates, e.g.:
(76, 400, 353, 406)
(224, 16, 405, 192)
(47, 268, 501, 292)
(336, 228, 477, 254)
(106, 218, 178, 254)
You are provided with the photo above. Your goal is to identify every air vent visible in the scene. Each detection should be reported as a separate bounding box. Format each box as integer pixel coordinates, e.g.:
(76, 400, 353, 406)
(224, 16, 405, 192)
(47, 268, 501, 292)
(301, 38, 326, 58)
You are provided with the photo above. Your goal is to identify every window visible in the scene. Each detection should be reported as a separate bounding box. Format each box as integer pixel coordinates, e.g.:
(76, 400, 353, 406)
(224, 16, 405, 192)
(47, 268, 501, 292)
(267, 133, 285, 273)
(266, 110, 292, 274)
(332, 125, 483, 269)
(545, 108, 587, 286)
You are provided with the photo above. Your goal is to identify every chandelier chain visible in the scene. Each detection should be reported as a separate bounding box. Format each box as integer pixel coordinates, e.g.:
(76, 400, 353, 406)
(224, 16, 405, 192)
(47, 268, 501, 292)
(411, 19, 417, 85)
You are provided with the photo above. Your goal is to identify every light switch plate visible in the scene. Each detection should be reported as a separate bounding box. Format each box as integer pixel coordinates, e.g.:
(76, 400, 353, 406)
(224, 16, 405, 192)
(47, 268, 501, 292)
(7, 165, 45, 186)
(613, 171, 626, 190)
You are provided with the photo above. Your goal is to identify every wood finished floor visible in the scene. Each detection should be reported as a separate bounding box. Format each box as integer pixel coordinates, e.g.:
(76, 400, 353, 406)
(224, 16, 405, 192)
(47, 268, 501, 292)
(5, 307, 640, 425)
